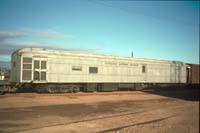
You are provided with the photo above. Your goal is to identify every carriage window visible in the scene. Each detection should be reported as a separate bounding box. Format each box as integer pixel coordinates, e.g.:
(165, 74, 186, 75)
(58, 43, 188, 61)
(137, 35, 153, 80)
(22, 57, 32, 80)
(89, 67, 98, 73)
(142, 65, 146, 73)
(23, 64, 32, 69)
(72, 66, 82, 71)
(34, 60, 39, 69)
(34, 71, 40, 80)
(22, 70, 32, 80)
(41, 72, 46, 80)
(23, 57, 32, 63)
(41, 61, 47, 69)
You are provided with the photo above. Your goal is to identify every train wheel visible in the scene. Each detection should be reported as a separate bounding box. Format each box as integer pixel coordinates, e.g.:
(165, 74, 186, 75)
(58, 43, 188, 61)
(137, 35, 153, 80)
(72, 86, 80, 93)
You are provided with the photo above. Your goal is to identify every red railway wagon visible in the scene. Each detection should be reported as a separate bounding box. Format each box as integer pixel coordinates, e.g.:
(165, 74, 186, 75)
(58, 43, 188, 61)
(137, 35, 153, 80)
(187, 64, 199, 84)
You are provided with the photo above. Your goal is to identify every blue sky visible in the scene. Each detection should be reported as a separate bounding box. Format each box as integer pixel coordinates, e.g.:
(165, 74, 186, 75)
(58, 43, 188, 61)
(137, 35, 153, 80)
(0, 0, 199, 64)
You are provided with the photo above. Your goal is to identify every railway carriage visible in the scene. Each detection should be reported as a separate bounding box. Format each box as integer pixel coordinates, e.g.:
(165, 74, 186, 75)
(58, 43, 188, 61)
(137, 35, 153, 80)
(11, 48, 189, 92)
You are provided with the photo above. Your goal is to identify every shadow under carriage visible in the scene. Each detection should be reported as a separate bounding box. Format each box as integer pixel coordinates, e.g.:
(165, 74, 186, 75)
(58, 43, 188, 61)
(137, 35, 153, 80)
(141, 83, 200, 101)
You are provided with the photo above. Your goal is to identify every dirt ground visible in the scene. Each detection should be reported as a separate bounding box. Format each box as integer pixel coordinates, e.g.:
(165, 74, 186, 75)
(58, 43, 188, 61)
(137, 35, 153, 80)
(0, 90, 199, 133)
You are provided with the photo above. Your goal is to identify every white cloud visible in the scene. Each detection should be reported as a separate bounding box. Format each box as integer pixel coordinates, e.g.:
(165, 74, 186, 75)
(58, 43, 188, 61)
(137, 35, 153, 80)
(0, 29, 75, 40)
(0, 29, 100, 59)
(19, 28, 76, 39)
(0, 40, 100, 56)
(0, 31, 26, 40)
(0, 30, 73, 55)
(17, 41, 67, 49)
(37, 30, 75, 39)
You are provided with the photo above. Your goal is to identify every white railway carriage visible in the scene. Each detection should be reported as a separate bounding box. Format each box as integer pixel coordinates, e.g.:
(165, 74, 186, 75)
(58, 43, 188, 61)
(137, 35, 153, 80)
(11, 48, 187, 92)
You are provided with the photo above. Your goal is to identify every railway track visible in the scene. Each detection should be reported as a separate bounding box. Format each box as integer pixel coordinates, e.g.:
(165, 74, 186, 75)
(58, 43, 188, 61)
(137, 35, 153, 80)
(9, 100, 190, 133)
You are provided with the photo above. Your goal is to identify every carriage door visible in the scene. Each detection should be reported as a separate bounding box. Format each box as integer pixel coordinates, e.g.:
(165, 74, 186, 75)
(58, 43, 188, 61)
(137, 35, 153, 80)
(33, 59, 47, 81)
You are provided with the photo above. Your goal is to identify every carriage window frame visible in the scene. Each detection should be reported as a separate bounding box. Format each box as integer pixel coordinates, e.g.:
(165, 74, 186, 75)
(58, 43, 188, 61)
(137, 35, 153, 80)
(89, 67, 98, 74)
(23, 64, 32, 69)
(142, 65, 146, 73)
(23, 57, 32, 63)
(41, 61, 47, 69)
(41, 71, 46, 80)
(34, 60, 40, 69)
(22, 70, 32, 80)
(22, 57, 32, 80)
(72, 66, 82, 71)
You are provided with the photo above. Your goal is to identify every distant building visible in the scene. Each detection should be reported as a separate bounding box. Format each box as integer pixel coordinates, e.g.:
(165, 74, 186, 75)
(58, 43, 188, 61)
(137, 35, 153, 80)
(0, 68, 10, 80)
(0, 71, 4, 80)
(0, 75, 5, 80)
